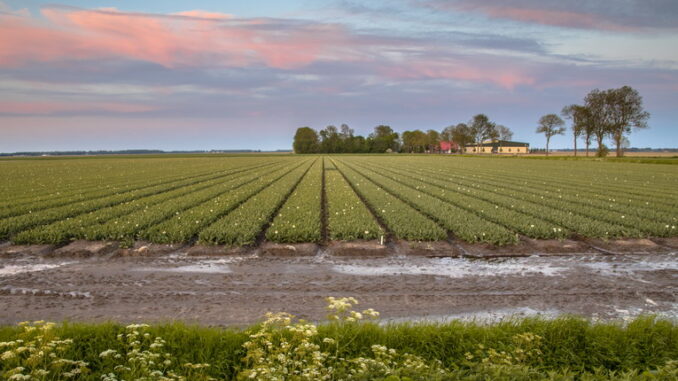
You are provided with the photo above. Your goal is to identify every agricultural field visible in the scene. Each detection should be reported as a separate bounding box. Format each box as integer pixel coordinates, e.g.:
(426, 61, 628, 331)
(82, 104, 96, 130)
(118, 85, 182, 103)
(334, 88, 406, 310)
(0, 154, 677, 248)
(2, 154, 678, 380)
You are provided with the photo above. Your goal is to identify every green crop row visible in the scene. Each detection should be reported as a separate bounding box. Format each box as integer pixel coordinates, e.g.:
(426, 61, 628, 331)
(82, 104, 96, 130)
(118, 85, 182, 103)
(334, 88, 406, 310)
(342, 159, 568, 240)
(0, 159, 281, 219)
(354, 159, 640, 238)
(142, 160, 310, 244)
(395, 158, 678, 223)
(426, 157, 678, 208)
(199, 159, 314, 246)
(0, 168, 259, 241)
(337, 160, 517, 245)
(417, 161, 674, 236)
(0, 157, 252, 209)
(362, 159, 670, 238)
(11, 161, 289, 244)
(334, 160, 446, 241)
(1, 155, 675, 246)
(324, 159, 382, 241)
(80, 162, 307, 245)
(265, 159, 323, 243)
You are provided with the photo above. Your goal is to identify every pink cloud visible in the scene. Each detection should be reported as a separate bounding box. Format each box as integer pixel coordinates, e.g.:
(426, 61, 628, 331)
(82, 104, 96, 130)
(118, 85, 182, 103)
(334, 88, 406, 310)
(172, 10, 233, 19)
(0, 4, 550, 93)
(380, 60, 536, 89)
(0, 6, 351, 69)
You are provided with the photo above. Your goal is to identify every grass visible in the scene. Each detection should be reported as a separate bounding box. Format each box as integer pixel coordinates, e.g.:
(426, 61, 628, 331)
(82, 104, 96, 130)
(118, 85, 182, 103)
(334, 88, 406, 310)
(1, 316, 676, 379)
(496, 154, 678, 165)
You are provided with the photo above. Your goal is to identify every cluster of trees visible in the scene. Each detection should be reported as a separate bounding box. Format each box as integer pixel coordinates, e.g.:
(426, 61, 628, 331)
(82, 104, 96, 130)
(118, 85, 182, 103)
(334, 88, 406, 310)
(293, 114, 515, 154)
(536, 86, 650, 157)
(293, 125, 400, 154)
(402, 115, 514, 153)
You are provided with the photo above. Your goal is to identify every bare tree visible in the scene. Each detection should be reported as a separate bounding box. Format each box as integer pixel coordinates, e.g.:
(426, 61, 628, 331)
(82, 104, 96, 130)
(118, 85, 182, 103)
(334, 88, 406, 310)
(496, 125, 513, 141)
(561, 104, 587, 157)
(536, 114, 565, 156)
(440, 125, 454, 142)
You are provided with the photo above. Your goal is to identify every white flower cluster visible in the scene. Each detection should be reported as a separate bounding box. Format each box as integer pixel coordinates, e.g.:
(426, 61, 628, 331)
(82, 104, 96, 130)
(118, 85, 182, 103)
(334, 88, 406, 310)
(237, 297, 442, 380)
(326, 297, 379, 322)
(98, 324, 214, 381)
(0, 321, 88, 380)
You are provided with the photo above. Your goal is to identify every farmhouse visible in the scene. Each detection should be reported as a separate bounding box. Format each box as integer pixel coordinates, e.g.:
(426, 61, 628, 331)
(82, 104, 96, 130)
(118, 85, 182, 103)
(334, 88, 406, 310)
(439, 141, 460, 153)
(464, 140, 529, 154)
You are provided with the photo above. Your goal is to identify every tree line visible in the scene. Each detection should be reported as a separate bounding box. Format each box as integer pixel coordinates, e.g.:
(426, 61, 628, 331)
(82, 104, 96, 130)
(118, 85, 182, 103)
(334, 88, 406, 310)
(537, 86, 649, 157)
(294, 86, 650, 156)
(293, 115, 515, 154)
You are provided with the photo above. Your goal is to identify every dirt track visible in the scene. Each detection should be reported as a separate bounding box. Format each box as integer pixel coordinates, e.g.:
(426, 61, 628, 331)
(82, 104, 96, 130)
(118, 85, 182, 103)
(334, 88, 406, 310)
(1, 243, 676, 326)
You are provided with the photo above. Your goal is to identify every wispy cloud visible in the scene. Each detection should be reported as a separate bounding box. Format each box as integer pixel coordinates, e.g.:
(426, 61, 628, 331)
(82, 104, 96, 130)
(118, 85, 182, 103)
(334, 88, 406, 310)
(0, 1, 676, 151)
(0, 6, 354, 69)
(421, 0, 678, 32)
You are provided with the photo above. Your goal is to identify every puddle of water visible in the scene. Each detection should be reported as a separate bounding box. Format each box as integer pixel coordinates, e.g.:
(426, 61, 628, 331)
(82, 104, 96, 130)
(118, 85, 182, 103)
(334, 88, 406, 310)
(580, 259, 678, 276)
(384, 307, 561, 324)
(133, 259, 233, 274)
(0, 263, 73, 276)
(332, 257, 566, 278)
(0, 286, 92, 298)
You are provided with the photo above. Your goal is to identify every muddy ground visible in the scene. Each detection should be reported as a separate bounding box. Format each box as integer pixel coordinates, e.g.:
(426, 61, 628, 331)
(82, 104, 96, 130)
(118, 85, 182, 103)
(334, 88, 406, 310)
(0, 241, 676, 326)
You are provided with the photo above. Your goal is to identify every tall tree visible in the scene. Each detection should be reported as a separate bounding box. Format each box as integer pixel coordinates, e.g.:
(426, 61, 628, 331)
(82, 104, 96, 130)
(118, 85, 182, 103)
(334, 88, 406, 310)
(561, 104, 588, 157)
(401, 131, 414, 153)
(450, 123, 473, 153)
(401, 130, 427, 153)
(339, 124, 354, 152)
(369, 125, 400, 153)
(536, 114, 565, 156)
(584, 89, 611, 156)
(496, 125, 513, 141)
(319, 125, 340, 153)
(426, 129, 440, 152)
(468, 114, 498, 153)
(293, 127, 319, 154)
(440, 125, 454, 142)
(605, 86, 650, 157)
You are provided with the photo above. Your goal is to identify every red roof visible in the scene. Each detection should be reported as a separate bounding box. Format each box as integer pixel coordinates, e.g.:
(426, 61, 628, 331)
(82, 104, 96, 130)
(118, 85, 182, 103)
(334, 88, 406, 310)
(439, 141, 458, 150)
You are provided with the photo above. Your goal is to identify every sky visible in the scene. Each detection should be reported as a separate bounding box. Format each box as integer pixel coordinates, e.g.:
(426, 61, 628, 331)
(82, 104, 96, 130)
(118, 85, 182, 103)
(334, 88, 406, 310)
(1, 0, 677, 152)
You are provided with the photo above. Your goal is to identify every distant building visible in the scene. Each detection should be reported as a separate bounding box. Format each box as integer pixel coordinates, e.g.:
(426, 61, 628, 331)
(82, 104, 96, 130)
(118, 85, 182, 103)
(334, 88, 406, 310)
(439, 141, 460, 153)
(464, 140, 529, 154)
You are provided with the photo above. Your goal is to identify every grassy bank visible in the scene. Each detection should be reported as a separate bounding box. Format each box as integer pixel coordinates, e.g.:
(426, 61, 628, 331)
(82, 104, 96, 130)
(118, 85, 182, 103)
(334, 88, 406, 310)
(1, 315, 677, 380)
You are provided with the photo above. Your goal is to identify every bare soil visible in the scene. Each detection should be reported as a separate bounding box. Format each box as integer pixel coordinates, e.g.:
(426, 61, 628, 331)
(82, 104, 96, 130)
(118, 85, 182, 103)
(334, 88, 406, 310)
(0, 240, 676, 326)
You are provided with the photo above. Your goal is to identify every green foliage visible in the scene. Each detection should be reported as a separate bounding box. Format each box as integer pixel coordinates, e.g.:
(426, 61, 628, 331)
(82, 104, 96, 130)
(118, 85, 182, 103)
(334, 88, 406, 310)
(266, 159, 323, 243)
(0, 321, 89, 380)
(1, 307, 678, 380)
(142, 162, 300, 244)
(1, 155, 676, 246)
(335, 160, 447, 241)
(199, 160, 314, 246)
(12, 162, 281, 244)
(293, 127, 320, 154)
(597, 144, 610, 158)
(339, 159, 517, 245)
(325, 160, 382, 241)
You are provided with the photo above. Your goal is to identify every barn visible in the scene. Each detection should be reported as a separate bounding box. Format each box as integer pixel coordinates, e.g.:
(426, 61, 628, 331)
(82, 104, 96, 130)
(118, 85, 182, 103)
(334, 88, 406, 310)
(464, 140, 529, 154)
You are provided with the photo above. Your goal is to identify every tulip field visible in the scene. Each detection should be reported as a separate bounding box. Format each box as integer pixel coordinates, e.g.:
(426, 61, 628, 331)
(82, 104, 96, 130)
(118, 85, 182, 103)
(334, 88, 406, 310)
(1, 154, 676, 246)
